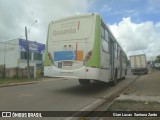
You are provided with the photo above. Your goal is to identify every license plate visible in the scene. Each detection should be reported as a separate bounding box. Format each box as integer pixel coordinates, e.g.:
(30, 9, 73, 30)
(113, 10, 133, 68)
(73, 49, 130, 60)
(63, 61, 73, 66)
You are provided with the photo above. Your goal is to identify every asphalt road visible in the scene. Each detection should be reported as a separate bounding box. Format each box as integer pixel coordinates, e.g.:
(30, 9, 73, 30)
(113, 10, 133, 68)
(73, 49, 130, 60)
(0, 74, 136, 112)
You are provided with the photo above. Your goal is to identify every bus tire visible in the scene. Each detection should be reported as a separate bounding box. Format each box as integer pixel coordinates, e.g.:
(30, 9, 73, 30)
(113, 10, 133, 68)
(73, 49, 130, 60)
(110, 70, 117, 86)
(79, 79, 90, 85)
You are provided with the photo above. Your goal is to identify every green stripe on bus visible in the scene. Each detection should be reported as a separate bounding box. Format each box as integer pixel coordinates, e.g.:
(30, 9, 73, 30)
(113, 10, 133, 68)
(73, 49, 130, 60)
(43, 24, 52, 66)
(86, 15, 101, 68)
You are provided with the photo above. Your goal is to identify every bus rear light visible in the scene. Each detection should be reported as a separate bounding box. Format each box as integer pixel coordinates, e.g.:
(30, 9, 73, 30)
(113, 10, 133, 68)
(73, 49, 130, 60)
(83, 51, 92, 65)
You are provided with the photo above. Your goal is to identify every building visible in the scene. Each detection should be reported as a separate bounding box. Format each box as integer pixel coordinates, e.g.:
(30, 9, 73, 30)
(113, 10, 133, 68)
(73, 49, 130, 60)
(0, 38, 45, 78)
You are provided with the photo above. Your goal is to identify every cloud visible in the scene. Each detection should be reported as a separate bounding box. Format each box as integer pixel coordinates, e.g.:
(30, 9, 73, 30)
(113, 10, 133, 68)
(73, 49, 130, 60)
(0, 0, 89, 43)
(109, 17, 160, 58)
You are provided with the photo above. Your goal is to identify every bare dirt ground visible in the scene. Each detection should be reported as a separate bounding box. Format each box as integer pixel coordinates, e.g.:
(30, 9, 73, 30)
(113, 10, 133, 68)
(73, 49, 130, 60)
(100, 69, 160, 120)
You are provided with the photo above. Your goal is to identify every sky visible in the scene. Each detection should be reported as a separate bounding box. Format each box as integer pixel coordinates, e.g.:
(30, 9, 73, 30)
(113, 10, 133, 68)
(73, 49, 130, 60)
(0, 0, 160, 60)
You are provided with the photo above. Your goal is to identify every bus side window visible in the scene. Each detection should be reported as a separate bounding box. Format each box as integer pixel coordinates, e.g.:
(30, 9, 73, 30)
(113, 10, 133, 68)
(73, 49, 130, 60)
(117, 46, 119, 59)
(122, 53, 124, 62)
(114, 43, 117, 58)
(125, 56, 127, 63)
(101, 25, 109, 53)
(122, 54, 126, 63)
(105, 29, 108, 41)
(118, 46, 121, 59)
(101, 26, 105, 38)
(122, 54, 124, 62)
(102, 38, 109, 53)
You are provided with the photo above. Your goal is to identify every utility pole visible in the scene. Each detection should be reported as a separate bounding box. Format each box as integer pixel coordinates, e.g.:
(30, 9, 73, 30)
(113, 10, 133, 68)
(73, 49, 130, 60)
(25, 20, 37, 79)
(25, 26, 30, 79)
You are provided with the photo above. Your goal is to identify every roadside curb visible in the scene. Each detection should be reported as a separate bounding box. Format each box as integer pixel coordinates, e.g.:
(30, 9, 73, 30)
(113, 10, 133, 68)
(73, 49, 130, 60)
(0, 81, 39, 88)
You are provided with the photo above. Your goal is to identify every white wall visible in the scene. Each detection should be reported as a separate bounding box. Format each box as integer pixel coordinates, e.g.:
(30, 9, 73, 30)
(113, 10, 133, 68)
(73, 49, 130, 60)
(5, 39, 19, 68)
(1, 38, 44, 69)
(0, 39, 19, 68)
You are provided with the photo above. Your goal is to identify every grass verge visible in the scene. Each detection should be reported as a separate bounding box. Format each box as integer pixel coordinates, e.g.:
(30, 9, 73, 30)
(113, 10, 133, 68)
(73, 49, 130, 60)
(107, 99, 160, 111)
(0, 78, 39, 85)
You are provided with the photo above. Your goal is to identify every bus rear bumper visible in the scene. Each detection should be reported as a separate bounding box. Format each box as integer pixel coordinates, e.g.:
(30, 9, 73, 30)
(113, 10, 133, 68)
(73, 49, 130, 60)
(44, 66, 100, 80)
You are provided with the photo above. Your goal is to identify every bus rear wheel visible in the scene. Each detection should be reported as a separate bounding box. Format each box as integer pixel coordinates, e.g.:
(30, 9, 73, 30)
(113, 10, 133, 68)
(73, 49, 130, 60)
(79, 79, 90, 85)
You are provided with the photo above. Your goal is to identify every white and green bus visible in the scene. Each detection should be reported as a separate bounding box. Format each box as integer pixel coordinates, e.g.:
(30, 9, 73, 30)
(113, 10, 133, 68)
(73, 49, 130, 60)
(44, 13, 127, 85)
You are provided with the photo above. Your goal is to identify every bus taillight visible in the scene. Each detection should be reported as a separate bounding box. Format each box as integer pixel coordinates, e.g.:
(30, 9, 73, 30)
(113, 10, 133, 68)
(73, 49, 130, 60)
(48, 53, 52, 60)
(83, 51, 92, 65)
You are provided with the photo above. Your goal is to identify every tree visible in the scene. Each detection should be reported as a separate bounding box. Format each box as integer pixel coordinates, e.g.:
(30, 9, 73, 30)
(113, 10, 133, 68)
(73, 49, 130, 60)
(154, 55, 160, 63)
